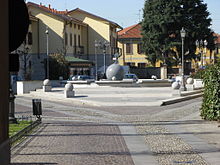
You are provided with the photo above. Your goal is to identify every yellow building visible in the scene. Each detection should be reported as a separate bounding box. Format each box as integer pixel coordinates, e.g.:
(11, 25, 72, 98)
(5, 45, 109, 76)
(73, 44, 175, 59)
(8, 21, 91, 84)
(117, 24, 149, 68)
(17, 2, 122, 80)
(67, 8, 122, 70)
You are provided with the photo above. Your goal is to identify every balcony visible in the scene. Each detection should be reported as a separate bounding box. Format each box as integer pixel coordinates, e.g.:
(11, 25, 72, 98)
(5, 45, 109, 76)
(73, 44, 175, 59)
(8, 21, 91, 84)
(73, 46, 84, 55)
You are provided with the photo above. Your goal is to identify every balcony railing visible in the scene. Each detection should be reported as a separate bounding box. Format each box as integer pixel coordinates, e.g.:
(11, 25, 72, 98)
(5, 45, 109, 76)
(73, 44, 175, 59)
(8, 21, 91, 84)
(73, 46, 84, 55)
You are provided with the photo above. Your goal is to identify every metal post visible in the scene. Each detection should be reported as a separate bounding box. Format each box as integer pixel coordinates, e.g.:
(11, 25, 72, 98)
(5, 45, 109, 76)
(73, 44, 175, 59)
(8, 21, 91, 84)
(200, 40, 204, 68)
(0, 0, 10, 163)
(180, 27, 186, 91)
(103, 48, 106, 75)
(95, 40, 98, 80)
(46, 26, 49, 79)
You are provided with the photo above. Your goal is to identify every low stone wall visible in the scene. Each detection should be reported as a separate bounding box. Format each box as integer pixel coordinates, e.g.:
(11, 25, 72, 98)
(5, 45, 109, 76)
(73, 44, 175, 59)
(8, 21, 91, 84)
(137, 79, 172, 87)
(96, 80, 138, 87)
(17, 81, 43, 95)
(95, 79, 171, 87)
(194, 79, 204, 88)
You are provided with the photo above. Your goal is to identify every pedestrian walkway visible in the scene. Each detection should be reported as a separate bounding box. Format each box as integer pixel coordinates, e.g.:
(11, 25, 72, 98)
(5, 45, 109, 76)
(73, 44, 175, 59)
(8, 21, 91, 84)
(21, 85, 174, 106)
(11, 90, 220, 165)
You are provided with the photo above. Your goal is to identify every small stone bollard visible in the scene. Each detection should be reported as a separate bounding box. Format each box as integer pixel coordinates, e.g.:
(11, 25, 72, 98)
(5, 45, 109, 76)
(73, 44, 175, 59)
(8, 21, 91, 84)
(64, 83, 75, 98)
(186, 78, 194, 91)
(43, 79, 51, 92)
(172, 81, 181, 96)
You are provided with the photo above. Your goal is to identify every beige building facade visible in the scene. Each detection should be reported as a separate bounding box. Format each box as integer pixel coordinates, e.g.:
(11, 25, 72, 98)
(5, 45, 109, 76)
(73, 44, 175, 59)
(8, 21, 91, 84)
(15, 2, 122, 80)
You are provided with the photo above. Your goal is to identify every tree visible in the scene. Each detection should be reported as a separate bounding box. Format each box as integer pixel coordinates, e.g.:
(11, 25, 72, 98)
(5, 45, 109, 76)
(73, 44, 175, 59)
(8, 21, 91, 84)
(142, 0, 215, 67)
(16, 43, 32, 80)
(49, 53, 69, 80)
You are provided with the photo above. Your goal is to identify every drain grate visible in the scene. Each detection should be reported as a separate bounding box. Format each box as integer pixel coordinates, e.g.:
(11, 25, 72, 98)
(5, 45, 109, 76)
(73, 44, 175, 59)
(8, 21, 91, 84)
(173, 160, 194, 164)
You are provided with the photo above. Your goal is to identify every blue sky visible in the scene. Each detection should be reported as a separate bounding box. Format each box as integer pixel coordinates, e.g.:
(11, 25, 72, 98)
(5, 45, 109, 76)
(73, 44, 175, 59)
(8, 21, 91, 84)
(27, 0, 220, 33)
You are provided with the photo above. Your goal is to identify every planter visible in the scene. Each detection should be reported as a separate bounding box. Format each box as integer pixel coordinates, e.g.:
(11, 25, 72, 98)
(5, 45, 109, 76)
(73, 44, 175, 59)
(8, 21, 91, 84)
(194, 79, 204, 88)
(17, 81, 43, 95)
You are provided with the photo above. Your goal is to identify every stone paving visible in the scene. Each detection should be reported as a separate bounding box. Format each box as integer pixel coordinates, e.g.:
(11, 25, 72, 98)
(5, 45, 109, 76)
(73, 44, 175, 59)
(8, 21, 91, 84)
(11, 89, 220, 165)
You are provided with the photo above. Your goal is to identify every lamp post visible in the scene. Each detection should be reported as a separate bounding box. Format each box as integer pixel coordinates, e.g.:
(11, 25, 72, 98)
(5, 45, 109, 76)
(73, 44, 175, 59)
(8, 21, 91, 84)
(94, 40, 100, 80)
(45, 26, 49, 79)
(180, 27, 186, 91)
(102, 41, 110, 75)
(195, 39, 208, 68)
(94, 40, 110, 78)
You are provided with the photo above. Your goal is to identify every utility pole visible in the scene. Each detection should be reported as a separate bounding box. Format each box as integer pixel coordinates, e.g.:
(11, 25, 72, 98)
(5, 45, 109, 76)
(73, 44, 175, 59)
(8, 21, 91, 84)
(0, 0, 10, 164)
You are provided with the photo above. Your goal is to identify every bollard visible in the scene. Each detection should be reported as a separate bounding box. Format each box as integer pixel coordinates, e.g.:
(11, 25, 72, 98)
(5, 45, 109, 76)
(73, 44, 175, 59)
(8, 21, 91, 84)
(9, 89, 17, 123)
(32, 99, 42, 120)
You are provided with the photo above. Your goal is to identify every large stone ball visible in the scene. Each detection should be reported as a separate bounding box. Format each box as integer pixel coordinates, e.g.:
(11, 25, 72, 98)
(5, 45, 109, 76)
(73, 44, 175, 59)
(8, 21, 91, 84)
(106, 63, 124, 80)
(65, 83, 73, 91)
(43, 79, 51, 86)
(172, 82, 180, 89)
(186, 78, 194, 84)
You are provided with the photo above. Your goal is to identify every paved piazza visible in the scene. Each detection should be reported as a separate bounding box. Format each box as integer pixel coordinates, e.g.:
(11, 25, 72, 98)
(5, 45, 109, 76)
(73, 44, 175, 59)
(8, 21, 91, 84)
(11, 86, 220, 165)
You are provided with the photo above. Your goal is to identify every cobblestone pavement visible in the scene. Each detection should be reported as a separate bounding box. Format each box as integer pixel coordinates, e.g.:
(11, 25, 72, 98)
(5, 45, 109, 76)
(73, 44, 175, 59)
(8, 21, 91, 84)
(11, 96, 220, 165)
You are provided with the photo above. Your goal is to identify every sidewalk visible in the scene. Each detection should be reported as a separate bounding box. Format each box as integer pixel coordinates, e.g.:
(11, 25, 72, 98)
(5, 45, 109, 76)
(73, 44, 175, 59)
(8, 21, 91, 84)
(11, 87, 220, 165)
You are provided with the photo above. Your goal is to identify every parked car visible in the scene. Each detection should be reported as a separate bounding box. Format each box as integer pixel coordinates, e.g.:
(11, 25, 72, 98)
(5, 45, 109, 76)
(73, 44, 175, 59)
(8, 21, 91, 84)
(123, 74, 138, 81)
(69, 75, 95, 81)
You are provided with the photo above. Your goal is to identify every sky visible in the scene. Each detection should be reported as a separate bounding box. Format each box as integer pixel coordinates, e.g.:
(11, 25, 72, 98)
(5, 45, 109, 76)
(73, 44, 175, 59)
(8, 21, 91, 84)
(27, 0, 220, 33)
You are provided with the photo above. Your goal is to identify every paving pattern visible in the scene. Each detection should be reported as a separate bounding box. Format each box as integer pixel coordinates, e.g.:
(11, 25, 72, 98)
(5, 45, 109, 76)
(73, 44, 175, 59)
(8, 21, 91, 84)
(11, 95, 220, 165)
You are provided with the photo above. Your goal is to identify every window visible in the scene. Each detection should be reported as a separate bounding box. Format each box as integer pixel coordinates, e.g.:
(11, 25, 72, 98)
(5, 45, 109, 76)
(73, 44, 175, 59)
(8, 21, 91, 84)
(65, 33, 68, 45)
(28, 32, 32, 45)
(137, 43, 143, 54)
(70, 22, 72, 28)
(138, 63, 146, 68)
(74, 24, 76, 29)
(70, 33, 72, 46)
(29, 61, 32, 69)
(126, 43, 133, 54)
(78, 25, 80, 30)
(78, 35, 81, 46)
(74, 34, 77, 46)
(125, 62, 135, 67)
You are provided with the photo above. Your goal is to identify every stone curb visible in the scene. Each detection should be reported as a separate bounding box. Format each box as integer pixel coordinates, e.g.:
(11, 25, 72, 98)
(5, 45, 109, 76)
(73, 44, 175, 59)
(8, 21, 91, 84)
(161, 93, 203, 106)
(10, 119, 42, 146)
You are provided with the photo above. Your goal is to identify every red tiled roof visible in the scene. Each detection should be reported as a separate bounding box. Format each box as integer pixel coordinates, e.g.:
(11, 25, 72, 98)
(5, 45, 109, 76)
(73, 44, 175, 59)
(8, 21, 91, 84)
(27, 2, 87, 26)
(118, 24, 142, 39)
(213, 33, 220, 44)
(68, 8, 122, 29)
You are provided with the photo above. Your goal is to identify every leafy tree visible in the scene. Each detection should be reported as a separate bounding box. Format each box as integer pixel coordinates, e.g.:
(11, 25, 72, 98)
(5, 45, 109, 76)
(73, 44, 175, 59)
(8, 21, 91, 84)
(201, 62, 220, 120)
(142, 0, 215, 67)
(49, 54, 69, 80)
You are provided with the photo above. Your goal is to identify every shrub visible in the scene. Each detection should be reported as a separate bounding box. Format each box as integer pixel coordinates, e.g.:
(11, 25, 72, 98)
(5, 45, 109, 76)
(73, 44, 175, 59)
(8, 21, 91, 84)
(49, 54, 69, 80)
(201, 62, 220, 120)
(190, 68, 205, 79)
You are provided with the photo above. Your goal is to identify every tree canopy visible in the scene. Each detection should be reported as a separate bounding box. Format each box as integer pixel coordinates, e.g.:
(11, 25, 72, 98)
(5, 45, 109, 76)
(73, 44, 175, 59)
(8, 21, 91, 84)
(142, 0, 215, 67)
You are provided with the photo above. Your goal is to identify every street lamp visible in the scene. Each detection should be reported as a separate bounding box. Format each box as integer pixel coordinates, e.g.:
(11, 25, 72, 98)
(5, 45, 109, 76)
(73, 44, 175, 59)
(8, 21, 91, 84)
(102, 41, 110, 75)
(94, 40, 100, 80)
(180, 27, 186, 91)
(195, 39, 208, 68)
(94, 40, 110, 78)
(45, 26, 49, 79)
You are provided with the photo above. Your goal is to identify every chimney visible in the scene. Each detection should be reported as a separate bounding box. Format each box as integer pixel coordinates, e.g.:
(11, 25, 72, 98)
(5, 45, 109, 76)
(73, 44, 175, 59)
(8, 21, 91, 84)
(48, 4, 51, 9)
(40, 2, 42, 6)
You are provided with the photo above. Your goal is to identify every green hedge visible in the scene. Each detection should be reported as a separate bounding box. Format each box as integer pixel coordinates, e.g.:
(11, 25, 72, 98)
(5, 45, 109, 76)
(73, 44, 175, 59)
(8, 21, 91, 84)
(201, 63, 220, 120)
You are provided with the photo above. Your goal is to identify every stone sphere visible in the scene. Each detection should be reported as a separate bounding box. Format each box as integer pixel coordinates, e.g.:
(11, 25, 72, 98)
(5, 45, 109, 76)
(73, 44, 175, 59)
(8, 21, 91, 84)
(186, 78, 194, 84)
(106, 63, 124, 80)
(43, 79, 51, 86)
(112, 76, 117, 81)
(65, 83, 73, 91)
(172, 82, 180, 89)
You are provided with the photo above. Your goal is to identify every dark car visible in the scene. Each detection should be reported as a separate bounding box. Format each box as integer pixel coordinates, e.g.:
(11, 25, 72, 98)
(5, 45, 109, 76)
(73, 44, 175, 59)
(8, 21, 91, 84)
(123, 74, 138, 81)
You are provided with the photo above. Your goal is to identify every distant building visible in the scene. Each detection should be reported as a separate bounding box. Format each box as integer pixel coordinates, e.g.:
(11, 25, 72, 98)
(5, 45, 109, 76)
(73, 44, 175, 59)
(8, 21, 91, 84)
(16, 2, 122, 80)
(118, 23, 220, 75)
(117, 23, 150, 68)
